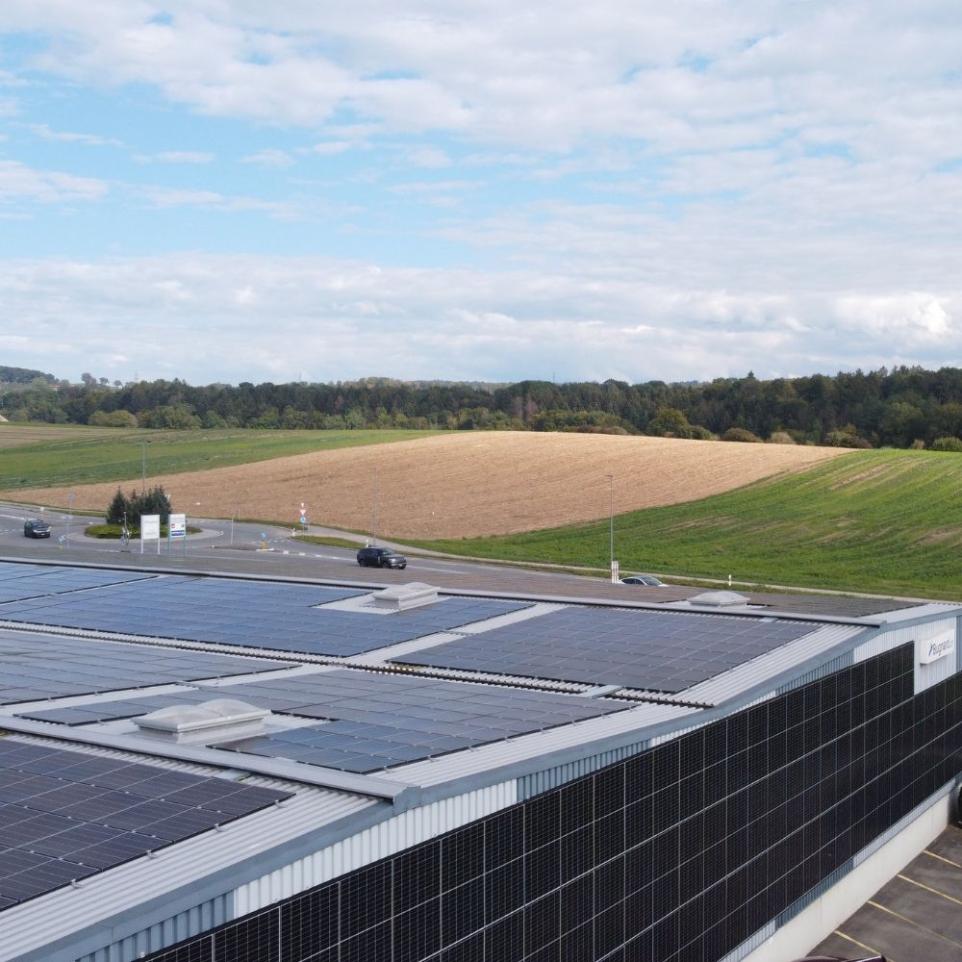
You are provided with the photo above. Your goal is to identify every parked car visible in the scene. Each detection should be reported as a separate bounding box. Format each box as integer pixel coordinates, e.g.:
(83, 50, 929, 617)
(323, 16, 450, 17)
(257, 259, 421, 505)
(356, 546, 407, 570)
(23, 519, 51, 539)
(621, 574, 663, 586)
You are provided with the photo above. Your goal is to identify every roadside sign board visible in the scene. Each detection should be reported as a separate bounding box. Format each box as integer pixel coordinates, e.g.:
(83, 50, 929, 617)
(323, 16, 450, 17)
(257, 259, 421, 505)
(140, 514, 160, 555)
(140, 515, 160, 540)
(169, 513, 187, 539)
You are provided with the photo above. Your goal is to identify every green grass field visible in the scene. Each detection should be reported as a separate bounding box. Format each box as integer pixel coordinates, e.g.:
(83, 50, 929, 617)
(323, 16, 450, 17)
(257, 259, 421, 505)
(414, 449, 962, 598)
(0, 427, 442, 489)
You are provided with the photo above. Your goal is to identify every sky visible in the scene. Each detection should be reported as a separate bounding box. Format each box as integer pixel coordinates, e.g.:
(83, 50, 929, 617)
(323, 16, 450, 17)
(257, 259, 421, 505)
(1, 1, 961, 385)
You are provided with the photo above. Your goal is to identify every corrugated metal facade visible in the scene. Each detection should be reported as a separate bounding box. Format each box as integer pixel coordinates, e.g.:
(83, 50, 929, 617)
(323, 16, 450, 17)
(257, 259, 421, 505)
(854, 617, 959, 693)
(75, 894, 231, 962)
(234, 780, 518, 915)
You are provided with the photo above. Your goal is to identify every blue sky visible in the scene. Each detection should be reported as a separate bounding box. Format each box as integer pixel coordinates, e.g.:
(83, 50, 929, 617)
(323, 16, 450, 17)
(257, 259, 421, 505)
(1, 2, 961, 385)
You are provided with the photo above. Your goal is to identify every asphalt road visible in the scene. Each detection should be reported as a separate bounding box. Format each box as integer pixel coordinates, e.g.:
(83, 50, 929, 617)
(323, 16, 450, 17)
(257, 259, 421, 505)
(0, 501, 673, 602)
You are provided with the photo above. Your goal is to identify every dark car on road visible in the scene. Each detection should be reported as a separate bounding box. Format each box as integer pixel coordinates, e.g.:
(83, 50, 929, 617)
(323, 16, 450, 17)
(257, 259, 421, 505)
(356, 546, 407, 570)
(621, 574, 663, 586)
(23, 519, 51, 539)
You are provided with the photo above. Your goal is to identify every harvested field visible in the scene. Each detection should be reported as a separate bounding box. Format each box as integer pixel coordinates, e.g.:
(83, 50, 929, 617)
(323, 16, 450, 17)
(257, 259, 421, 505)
(17, 432, 848, 539)
(0, 424, 128, 449)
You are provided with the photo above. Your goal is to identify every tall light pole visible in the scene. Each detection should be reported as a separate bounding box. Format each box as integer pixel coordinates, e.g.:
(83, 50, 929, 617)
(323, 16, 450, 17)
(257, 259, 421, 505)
(606, 473, 617, 582)
(371, 465, 380, 545)
(140, 440, 149, 493)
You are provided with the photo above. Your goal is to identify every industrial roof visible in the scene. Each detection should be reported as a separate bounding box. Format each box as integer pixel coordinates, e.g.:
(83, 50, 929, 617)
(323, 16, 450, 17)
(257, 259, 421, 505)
(0, 558, 956, 953)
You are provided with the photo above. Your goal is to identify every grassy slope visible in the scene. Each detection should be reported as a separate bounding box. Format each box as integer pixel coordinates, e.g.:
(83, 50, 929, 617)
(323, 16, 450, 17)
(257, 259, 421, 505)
(414, 449, 962, 598)
(0, 427, 442, 489)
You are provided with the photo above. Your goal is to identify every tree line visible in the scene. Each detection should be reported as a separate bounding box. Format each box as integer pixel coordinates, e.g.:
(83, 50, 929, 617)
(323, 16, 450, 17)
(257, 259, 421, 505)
(7, 365, 962, 449)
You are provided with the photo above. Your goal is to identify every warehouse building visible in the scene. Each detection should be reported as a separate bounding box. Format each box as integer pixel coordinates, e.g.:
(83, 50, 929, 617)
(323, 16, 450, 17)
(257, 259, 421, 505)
(0, 559, 960, 962)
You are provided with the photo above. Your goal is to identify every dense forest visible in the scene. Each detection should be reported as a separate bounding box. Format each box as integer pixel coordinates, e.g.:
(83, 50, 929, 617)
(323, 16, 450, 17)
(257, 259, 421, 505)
(6, 365, 962, 450)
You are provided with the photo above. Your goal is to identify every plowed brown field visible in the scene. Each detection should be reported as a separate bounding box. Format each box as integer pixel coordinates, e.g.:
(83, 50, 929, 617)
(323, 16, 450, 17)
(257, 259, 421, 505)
(15, 432, 849, 539)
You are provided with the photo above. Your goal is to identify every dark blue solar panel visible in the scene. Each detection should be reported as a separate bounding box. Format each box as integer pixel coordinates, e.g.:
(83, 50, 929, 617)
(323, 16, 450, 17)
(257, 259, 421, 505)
(0, 564, 158, 603)
(0, 573, 529, 656)
(219, 668, 625, 772)
(393, 607, 817, 692)
(0, 632, 285, 706)
(0, 739, 290, 911)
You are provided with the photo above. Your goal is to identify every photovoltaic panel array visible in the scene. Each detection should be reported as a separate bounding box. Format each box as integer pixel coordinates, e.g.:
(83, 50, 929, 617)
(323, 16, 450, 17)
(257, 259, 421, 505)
(217, 668, 626, 772)
(0, 632, 283, 705)
(0, 739, 290, 911)
(393, 606, 818, 693)
(18, 690, 216, 726)
(0, 563, 157, 604)
(0, 573, 531, 656)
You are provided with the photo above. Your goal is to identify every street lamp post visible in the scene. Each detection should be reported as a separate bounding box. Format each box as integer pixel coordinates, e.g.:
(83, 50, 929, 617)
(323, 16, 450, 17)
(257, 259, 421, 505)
(140, 440, 149, 493)
(371, 465, 380, 546)
(606, 474, 617, 583)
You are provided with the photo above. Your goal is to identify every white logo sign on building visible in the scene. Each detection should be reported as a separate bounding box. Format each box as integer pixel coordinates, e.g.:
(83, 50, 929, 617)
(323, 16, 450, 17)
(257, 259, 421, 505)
(169, 513, 187, 539)
(917, 629, 956, 665)
(140, 514, 161, 541)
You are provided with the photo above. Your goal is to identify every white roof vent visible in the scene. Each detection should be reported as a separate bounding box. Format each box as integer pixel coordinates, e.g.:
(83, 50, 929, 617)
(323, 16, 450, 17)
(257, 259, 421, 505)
(373, 582, 439, 612)
(135, 699, 270, 745)
(688, 590, 751, 607)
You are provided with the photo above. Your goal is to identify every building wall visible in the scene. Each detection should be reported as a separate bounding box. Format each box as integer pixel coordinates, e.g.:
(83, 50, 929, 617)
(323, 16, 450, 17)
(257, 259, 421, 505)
(138, 643, 962, 962)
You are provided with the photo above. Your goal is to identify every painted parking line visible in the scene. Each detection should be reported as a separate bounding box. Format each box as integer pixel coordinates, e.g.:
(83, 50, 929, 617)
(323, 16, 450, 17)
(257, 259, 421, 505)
(897, 872, 962, 906)
(867, 897, 962, 952)
(831, 930, 893, 961)
(923, 849, 962, 869)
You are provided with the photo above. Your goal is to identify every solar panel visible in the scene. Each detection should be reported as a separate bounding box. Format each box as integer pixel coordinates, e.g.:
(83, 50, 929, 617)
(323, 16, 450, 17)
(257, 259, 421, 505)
(0, 573, 530, 656)
(391, 607, 817, 693)
(218, 668, 625, 772)
(0, 739, 290, 911)
(0, 632, 285, 706)
(18, 690, 216, 725)
(0, 565, 158, 604)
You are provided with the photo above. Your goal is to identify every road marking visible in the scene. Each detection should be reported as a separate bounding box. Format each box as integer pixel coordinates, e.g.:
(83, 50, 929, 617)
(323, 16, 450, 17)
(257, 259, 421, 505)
(923, 849, 962, 869)
(868, 898, 962, 950)
(831, 929, 893, 961)
(897, 872, 962, 906)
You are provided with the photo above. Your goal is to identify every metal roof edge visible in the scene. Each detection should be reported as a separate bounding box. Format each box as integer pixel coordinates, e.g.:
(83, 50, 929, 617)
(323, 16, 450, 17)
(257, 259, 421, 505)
(0, 554, 915, 627)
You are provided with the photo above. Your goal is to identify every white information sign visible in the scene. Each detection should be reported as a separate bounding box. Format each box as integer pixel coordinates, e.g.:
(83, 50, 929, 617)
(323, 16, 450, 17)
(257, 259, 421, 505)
(917, 629, 956, 665)
(169, 513, 187, 539)
(140, 514, 160, 540)
(140, 513, 160, 555)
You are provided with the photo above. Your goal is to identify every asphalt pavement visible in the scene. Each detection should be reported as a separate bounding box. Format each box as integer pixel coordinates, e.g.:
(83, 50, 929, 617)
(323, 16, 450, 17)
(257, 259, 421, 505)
(0, 501, 674, 602)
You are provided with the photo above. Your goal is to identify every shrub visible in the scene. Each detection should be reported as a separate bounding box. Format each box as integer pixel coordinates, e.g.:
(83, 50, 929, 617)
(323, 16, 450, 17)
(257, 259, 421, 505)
(106, 488, 130, 525)
(768, 431, 796, 444)
(89, 409, 138, 428)
(720, 427, 762, 443)
(824, 430, 872, 448)
(105, 485, 172, 526)
(931, 436, 962, 452)
(910, 439, 926, 450)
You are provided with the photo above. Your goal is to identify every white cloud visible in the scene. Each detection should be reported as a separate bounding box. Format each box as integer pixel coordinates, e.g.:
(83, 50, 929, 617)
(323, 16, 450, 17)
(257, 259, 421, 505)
(135, 150, 214, 163)
(0, 159, 107, 203)
(308, 141, 353, 156)
(2, 253, 961, 385)
(140, 185, 296, 218)
(26, 123, 123, 147)
(241, 148, 294, 167)
(405, 146, 450, 168)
